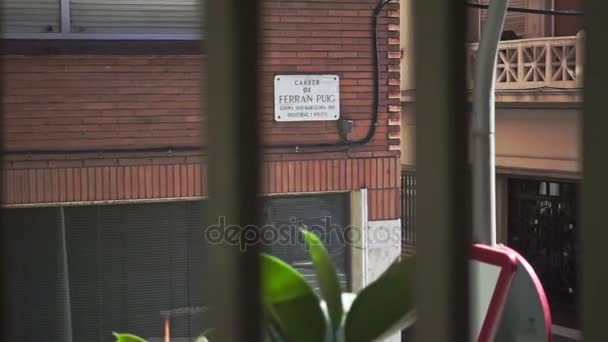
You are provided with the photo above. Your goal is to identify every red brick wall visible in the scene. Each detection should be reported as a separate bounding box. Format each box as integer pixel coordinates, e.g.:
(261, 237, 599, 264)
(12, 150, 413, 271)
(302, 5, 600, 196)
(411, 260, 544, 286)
(3, 156, 400, 220)
(3, 56, 203, 151)
(2, 0, 401, 220)
(259, 0, 401, 150)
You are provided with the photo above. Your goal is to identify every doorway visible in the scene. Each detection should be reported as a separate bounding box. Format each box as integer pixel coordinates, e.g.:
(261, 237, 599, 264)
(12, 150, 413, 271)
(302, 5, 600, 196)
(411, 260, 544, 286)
(508, 178, 579, 329)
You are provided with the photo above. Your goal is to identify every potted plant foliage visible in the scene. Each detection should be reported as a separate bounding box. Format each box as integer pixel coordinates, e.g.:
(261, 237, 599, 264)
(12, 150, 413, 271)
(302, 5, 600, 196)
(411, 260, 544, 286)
(115, 229, 416, 342)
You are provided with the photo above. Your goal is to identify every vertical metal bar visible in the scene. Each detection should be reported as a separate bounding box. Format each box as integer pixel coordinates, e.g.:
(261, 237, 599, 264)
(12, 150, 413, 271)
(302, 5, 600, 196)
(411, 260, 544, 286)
(407, 174, 410, 243)
(206, 0, 261, 340)
(409, 173, 413, 244)
(61, 0, 70, 33)
(406, 173, 410, 244)
(412, 174, 416, 244)
(411, 173, 415, 244)
(56, 207, 73, 342)
(414, 0, 469, 341)
(401, 171, 407, 244)
(0, 4, 4, 337)
(582, 0, 608, 340)
(403, 172, 407, 243)
(406, 174, 409, 244)
(409, 173, 413, 243)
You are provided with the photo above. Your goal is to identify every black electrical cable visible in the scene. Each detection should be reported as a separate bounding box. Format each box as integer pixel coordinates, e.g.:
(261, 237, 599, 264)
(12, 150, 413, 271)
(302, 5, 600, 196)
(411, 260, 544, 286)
(3, 0, 394, 156)
(263, 0, 391, 150)
(466, 2, 583, 16)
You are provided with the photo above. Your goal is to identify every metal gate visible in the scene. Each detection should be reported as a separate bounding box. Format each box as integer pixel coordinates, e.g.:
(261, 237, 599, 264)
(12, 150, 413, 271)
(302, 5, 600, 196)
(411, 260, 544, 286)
(262, 193, 351, 292)
(3, 195, 351, 340)
(508, 178, 579, 328)
(2, 201, 209, 342)
(401, 169, 416, 255)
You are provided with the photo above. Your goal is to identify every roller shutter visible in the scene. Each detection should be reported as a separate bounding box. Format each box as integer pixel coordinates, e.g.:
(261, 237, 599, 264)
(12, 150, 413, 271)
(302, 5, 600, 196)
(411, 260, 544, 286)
(1, 0, 61, 33)
(3, 202, 208, 342)
(64, 201, 208, 341)
(263, 193, 351, 292)
(2, 207, 65, 341)
(2, 194, 351, 341)
(69, 0, 202, 34)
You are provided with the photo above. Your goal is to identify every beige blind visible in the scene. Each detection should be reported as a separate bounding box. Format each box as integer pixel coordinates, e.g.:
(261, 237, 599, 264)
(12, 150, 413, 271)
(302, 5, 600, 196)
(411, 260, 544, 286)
(1, 0, 61, 33)
(480, 0, 527, 37)
(70, 0, 202, 34)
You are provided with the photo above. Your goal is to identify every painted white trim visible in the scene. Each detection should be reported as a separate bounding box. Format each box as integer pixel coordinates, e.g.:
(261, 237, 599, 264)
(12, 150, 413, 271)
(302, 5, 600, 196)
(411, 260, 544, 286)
(498, 166, 582, 180)
(360, 189, 369, 288)
(365, 218, 402, 342)
(60, 0, 71, 34)
(349, 189, 368, 292)
(365, 219, 402, 285)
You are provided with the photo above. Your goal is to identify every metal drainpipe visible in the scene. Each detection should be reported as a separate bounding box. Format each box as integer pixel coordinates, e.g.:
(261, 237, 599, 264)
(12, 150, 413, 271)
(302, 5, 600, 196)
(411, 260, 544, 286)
(472, 0, 507, 246)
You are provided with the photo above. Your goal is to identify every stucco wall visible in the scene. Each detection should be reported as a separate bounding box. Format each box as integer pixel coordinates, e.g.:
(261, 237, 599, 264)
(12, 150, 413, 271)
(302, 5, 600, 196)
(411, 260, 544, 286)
(400, 105, 582, 177)
(495, 107, 581, 175)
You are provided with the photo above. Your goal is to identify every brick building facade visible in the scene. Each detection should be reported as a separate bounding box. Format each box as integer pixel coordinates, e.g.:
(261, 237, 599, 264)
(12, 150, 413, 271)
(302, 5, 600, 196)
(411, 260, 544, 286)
(3, 1, 401, 219)
(1, 1, 402, 340)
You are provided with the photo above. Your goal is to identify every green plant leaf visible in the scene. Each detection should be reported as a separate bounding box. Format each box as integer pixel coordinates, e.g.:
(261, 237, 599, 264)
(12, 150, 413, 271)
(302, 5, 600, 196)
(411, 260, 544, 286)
(340, 292, 357, 314)
(194, 336, 209, 342)
(194, 328, 214, 342)
(261, 253, 327, 342)
(112, 332, 148, 342)
(264, 297, 289, 341)
(300, 228, 343, 333)
(265, 317, 287, 342)
(344, 257, 416, 342)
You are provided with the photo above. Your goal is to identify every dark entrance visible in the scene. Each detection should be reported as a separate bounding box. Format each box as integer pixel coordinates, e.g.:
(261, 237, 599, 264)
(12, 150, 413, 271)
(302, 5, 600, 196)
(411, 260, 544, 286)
(2, 201, 209, 342)
(508, 178, 579, 329)
(263, 193, 351, 292)
(2, 193, 351, 341)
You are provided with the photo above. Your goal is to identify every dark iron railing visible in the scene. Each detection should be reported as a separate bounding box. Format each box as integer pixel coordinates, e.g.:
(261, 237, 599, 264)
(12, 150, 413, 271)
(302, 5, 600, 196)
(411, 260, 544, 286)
(401, 168, 416, 255)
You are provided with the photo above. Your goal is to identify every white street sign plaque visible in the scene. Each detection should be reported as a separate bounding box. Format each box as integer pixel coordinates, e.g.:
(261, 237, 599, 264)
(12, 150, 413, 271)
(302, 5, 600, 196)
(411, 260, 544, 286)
(274, 74, 340, 122)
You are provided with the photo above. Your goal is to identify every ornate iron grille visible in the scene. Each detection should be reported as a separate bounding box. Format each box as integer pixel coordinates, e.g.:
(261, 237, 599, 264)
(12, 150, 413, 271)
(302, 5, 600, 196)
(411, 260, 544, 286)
(508, 178, 579, 328)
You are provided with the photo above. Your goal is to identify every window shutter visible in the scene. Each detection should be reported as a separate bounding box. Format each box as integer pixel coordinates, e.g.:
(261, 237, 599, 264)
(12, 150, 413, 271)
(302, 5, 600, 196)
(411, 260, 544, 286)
(69, 0, 203, 34)
(1, 0, 61, 33)
(64, 202, 208, 341)
(480, 0, 528, 37)
(503, 0, 527, 35)
(263, 194, 351, 292)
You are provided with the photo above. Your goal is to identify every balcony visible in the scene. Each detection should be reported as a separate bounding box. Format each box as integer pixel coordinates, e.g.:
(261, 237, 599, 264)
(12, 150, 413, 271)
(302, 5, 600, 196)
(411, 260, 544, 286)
(467, 33, 584, 91)
(400, 34, 584, 103)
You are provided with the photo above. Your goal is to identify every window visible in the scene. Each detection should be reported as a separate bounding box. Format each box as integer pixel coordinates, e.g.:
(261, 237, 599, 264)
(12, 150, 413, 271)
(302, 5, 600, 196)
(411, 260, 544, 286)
(1, 0, 203, 39)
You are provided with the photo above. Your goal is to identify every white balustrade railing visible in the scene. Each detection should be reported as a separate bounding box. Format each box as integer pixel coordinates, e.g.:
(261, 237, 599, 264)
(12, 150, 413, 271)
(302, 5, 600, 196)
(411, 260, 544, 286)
(467, 32, 584, 90)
